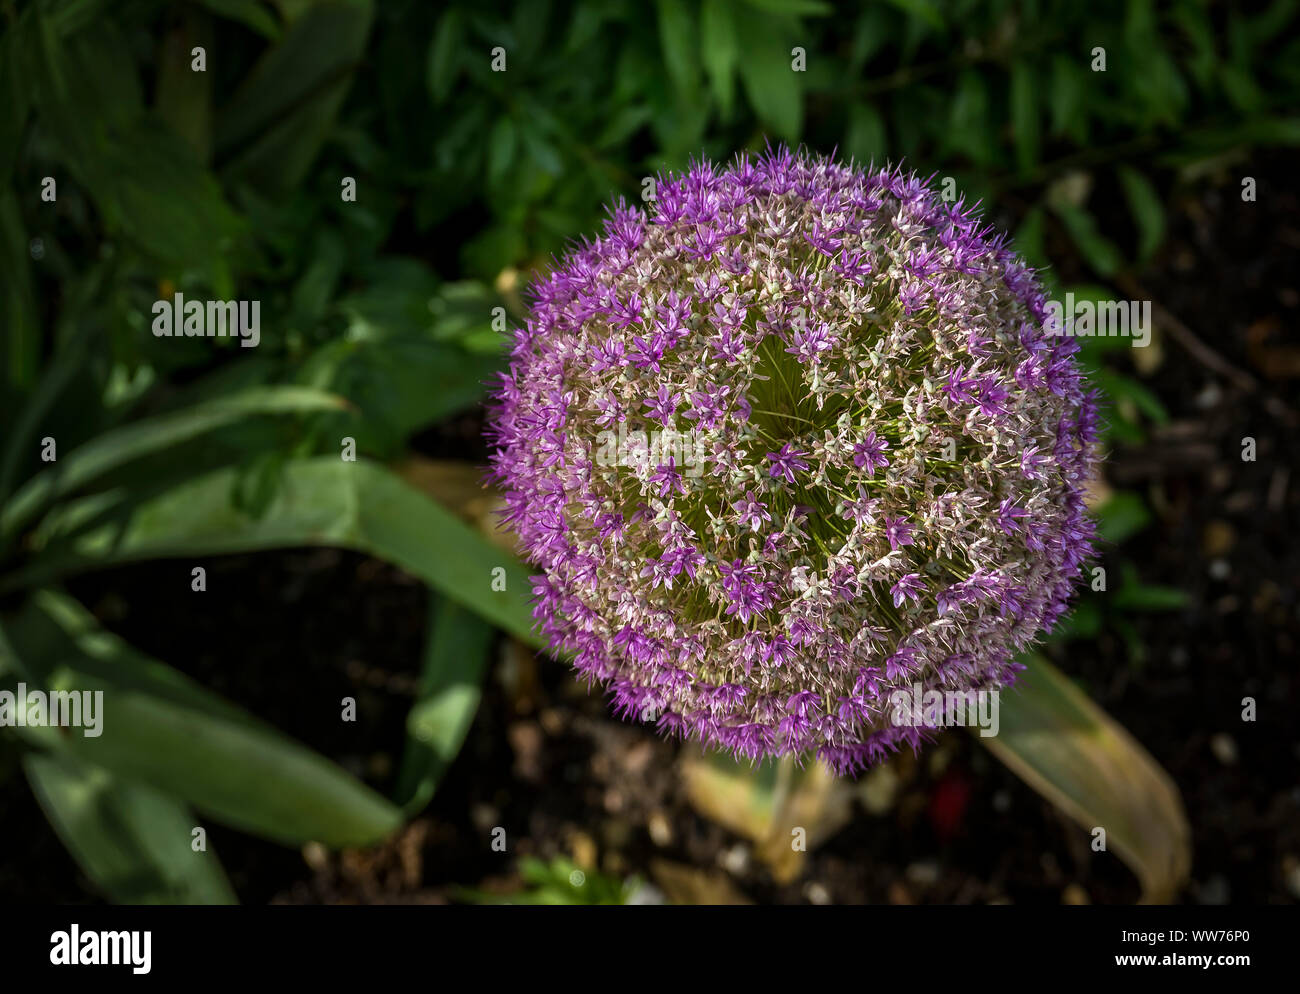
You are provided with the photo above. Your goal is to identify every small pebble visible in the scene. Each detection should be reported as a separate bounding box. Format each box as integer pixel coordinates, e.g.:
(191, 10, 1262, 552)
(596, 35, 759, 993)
(1210, 733, 1239, 765)
(719, 843, 749, 876)
(803, 881, 831, 905)
(648, 811, 673, 847)
(906, 860, 940, 887)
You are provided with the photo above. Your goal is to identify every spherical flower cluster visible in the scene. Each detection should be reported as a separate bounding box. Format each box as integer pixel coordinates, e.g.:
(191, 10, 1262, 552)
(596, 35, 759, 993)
(487, 146, 1099, 774)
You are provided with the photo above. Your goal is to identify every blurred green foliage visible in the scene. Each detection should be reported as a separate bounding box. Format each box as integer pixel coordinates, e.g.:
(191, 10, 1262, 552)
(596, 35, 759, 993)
(1, 0, 1295, 903)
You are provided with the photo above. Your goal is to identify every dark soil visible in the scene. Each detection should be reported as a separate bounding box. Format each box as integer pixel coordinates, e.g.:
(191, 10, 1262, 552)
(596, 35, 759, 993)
(2, 154, 1296, 906)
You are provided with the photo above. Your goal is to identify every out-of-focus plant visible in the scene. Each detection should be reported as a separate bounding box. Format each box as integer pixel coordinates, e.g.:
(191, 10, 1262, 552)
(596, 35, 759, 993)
(456, 857, 644, 905)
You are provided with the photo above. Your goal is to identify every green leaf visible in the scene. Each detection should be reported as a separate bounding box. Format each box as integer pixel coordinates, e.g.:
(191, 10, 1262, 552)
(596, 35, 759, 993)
(487, 116, 517, 185)
(426, 9, 463, 104)
(1048, 55, 1087, 144)
(700, 0, 739, 117)
(739, 0, 832, 15)
(0, 11, 34, 186)
(0, 191, 40, 397)
(1050, 201, 1125, 278)
(12, 459, 541, 647)
(845, 102, 888, 166)
(215, 0, 374, 194)
(1114, 564, 1190, 612)
(1014, 205, 1050, 272)
(879, 0, 942, 29)
(393, 596, 494, 813)
(978, 654, 1191, 903)
(1010, 63, 1039, 173)
(656, 0, 700, 99)
(0, 317, 98, 511)
(24, 752, 238, 904)
(197, 0, 281, 38)
(1049, 600, 1103, 642)
(1092, 369, 1169, 425)
(1116, 165, 1166, 263)
(947, 70, 994, 166)
(735, 14, 802, 140)
(5, 590, 405, 848)
(156, 10, 215, 162)
(2, 386, 350, 540)
(1094, 491, 1152, 545)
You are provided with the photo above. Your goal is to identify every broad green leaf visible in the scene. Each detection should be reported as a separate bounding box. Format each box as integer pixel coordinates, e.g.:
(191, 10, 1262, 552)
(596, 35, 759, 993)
(848, 6, 889, 72)
(1048, 55, 1087, 144)
(978, 654, 1191, 903)
(1114, 564, 1190, 612)
(426, 9, 463, 103)
(1092, 369, 1169, 425)
(155, 9, 214, 162)
(0, 12, 34, 186)
(393, 596, 494, 813)
(487, 116, 517, 185)
(215, 0, 374, 194)
(5, 589, 405, 848)
(0, 317, 98, 510)
(593, 105, 654, 150)
(198, 0, 282, 38)
(1116, 165, 1166, 263)
(1049, 600, 1103, 641)
(740, 0, 832, 13)
(1014, 205, 1050, 273)
(656, 0, 699, 99)
(1094, 491, 1152, 545)
(2, 386, 350, 539)
(700, 0, 739, 117)
(735, 14, 802, 140)
(30, 13, 241, 275)
(24, 752, 238, 904)
(0, 191, 39, 397)
(845, 102, 888, 166)
(1010, 63, 1039, 172)
(12, 459, 541, 647)
(947, 70, 995, 166)
(880, 0, 942, 29)
(1050, 201, 1125, 278)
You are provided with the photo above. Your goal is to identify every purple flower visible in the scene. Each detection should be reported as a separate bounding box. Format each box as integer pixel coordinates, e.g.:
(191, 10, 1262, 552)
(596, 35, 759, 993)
(487, 146, 1099, 775)
(766, 443, 809, 483)
(852, 431, 890, 475)
(884, 515, 915, 550)
(643, 385, 681, 425)
(890, 573, 926, 607)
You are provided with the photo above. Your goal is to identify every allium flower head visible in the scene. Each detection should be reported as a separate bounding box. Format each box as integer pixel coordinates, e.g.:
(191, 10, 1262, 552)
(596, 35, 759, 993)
(487, 146, 1099, 775)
